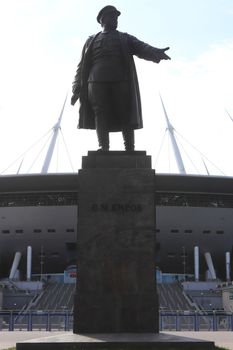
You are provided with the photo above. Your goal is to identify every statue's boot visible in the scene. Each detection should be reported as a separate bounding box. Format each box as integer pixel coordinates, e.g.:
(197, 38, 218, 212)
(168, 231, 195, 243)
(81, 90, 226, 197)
(122, 129, 135, 152)
(96, 128, 109, 151)
(95, 114, 110, 151)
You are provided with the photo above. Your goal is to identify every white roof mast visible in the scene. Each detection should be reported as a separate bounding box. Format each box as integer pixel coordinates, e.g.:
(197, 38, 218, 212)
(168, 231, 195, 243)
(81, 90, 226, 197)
(160, 95, 186, 174)
(41, 94, 68, 174)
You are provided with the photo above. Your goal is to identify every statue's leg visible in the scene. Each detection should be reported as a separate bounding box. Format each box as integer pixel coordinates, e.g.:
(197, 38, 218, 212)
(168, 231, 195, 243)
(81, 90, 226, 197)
(110, 82, 133, 151)
(96, 118, 109, 151)
(88, 82, 110, 151)
(122, 129, 135, 152)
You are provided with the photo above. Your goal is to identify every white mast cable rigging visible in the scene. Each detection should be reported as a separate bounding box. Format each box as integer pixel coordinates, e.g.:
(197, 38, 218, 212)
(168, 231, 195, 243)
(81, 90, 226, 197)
(41, 94, 68, 174)
(202, 158, 210, 175)
(226, 109, 233, 123)
(159, 95, 186, 174)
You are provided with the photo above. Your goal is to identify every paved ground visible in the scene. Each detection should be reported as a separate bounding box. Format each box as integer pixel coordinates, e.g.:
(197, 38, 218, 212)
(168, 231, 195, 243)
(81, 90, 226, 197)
(168, 332, 233, 349)
(0, 332, 63, 349)
(1, 331, 233, 350)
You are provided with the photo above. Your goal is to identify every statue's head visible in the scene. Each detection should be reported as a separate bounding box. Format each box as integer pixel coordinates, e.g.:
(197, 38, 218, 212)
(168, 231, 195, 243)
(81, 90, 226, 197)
(97, 5, 121, 29)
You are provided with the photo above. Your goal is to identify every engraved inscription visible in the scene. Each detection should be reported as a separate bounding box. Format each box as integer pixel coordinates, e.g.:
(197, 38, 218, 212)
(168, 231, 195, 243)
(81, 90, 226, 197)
(91, 203, 143, 214)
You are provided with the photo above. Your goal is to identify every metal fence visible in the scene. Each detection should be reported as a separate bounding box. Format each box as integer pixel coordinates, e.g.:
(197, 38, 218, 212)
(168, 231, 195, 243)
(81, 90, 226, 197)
(160, 312, 233, 331)
(1, 311, 233, 332)
(0, 311, 73, 331)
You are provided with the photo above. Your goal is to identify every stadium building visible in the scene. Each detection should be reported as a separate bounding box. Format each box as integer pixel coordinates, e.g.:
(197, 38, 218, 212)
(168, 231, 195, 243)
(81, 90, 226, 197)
(1, 97, 233, 331)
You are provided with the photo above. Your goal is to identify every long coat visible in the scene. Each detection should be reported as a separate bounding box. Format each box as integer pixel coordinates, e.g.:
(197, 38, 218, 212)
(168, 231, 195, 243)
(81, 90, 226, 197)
(72, 31, 164, 131)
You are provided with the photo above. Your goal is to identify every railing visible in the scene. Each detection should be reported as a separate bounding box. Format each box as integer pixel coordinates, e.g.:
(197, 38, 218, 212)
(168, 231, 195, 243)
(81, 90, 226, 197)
(0, 311, 73, 331)
(1, 310, 233, 332)
(160, 311, 233, 331)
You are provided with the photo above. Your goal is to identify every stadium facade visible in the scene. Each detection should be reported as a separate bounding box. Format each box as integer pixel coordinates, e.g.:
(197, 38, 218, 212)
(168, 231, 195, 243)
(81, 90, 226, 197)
(1, 172, 233, 280)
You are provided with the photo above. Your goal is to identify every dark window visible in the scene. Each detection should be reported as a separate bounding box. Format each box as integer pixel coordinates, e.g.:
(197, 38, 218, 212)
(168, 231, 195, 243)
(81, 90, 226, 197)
(66, 242, 77, 251)
(48, 229, 56, 233)
(171, 229, 179, 233)
(2, 229, 10, 234)
(15, 229, 23, 234)
(156, 192, 233, 209)
(203, 230, 211, 234)
(66, 229, 75, 233)
(216, 230, 224, 235)
(51, 252, 59, 258)
(156, 229, 160, 233)
(34, 229, 42, 233)
(184, 229, 192, 233)
(0, 192, 78, 207)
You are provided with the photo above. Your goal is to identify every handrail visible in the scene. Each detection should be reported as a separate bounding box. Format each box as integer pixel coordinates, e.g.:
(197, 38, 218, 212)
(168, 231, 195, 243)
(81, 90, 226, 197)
(0, 310, 233, 332)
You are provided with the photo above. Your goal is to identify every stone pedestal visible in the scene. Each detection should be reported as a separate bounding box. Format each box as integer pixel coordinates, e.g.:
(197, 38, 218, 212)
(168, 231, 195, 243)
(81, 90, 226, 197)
(16, 152, 216, 350)
(73, 151, 159, 333)
(16, 332, 216, 350)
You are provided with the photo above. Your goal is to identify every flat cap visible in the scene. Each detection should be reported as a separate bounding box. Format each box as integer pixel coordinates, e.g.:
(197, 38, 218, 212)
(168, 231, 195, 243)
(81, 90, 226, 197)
(97, 5, 121, 23)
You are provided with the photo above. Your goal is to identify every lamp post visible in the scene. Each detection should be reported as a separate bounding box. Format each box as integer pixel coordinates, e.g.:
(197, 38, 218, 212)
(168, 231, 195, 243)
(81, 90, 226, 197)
(182, 246, 186, 280)
(40, 245, 44, 282)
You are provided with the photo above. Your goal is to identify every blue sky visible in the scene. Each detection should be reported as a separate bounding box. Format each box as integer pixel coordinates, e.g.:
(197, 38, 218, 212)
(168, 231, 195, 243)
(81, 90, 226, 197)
(0, 0, 233, 175)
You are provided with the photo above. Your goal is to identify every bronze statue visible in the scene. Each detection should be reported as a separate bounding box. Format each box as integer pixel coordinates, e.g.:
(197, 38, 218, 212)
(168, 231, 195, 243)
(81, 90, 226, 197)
(71, 5, 170, 151)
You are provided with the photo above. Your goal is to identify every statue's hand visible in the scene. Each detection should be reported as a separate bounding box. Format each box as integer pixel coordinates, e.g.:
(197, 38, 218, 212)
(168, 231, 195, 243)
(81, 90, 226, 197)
(71, 94, 79, 106)
(160, 47, 171, 60)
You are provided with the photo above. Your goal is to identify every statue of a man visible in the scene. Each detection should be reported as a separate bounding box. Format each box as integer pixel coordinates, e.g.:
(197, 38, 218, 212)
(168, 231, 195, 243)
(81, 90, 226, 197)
(71, 5, 170, 151)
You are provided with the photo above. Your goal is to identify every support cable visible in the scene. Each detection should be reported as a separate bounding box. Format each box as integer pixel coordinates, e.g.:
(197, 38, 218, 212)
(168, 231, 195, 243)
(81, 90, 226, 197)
(173, 132, 200, 174)
(60, 129, 75, 172)
(155, 129, 168, 167)
(167, 130, 171, 173)
(26, 132, 54, 173)
(56, 135, 60, 173)
(174, 129, 225, 176)
(1, 129, 53, 174)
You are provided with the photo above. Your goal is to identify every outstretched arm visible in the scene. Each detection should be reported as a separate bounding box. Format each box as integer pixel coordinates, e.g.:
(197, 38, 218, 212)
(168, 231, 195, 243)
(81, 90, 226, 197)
(158, 47, 170, 61)
(127, 34, 171, 63)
